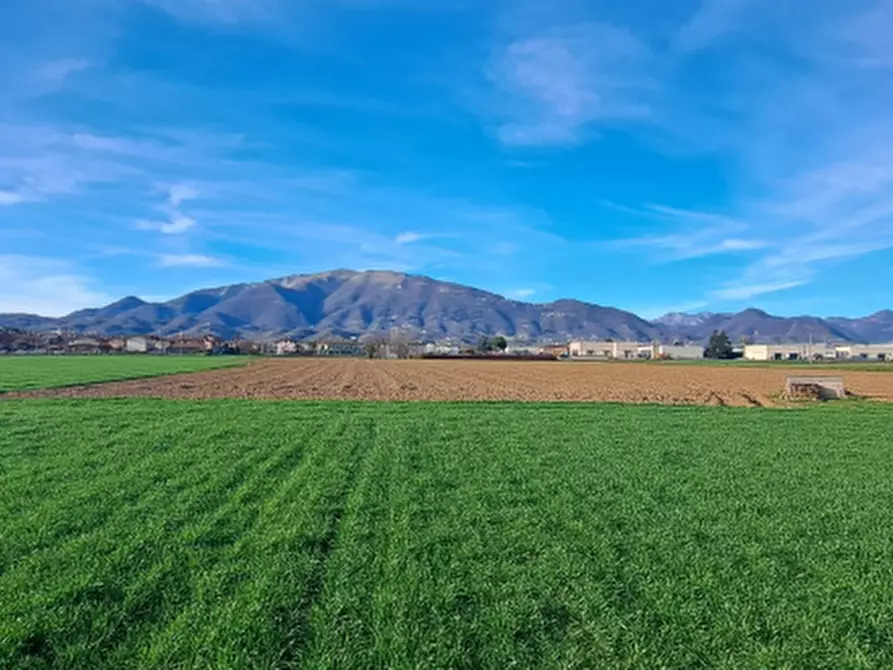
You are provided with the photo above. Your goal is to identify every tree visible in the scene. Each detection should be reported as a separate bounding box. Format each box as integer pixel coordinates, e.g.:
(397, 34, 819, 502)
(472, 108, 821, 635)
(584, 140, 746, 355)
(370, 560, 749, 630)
(704, 330, 734, 359)
(490, 336, 508, 352)
(476, 336, 493, 353)
(389, 328, 411, 359)
(363, 343, 378, 359)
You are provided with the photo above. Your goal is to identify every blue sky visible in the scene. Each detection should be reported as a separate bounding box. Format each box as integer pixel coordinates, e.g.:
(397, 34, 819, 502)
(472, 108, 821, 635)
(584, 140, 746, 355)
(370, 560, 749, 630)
(2, 0, 893, 318)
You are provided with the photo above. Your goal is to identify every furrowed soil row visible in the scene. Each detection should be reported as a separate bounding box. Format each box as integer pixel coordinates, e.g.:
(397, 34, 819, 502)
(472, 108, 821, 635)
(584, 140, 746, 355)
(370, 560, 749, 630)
(11, 358, 893, 406)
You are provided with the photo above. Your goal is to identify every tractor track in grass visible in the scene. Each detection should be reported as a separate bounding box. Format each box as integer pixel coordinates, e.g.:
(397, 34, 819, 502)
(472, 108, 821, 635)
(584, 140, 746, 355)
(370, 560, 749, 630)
(8, 357, 893, 406)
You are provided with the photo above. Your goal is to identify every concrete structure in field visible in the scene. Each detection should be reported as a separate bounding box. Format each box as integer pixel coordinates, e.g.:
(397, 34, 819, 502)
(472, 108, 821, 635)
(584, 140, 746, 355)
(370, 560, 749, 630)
(785, 376, 846, 400)
(568, 341, 643, 359)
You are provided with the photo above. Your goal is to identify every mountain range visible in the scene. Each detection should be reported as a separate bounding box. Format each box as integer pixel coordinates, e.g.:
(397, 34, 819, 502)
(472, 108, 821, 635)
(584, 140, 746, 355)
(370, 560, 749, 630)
(2, 269, 892, 344)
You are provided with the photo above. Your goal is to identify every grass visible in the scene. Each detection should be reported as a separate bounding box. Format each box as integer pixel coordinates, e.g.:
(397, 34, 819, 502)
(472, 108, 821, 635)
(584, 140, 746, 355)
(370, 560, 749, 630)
(3, 399, 893, 668)
(0, 356, 248, 393)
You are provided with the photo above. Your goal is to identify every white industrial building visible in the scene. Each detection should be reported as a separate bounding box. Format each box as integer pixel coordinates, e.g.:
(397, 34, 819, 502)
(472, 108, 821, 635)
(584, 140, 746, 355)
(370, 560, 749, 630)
(744, 343, 893, 361)
(836, 344, 893, 361)
(569, 341, 703, 360)
(638, 343, 704, 360)
(743, 344, 835, 361)
(568, 341, 643, 359)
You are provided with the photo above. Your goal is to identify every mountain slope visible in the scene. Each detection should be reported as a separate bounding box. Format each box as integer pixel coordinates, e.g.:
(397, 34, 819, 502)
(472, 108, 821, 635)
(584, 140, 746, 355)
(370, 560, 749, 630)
(2, 269, 890, 343)
(0, 270, 659, 342)
(655, 308, 869, 343)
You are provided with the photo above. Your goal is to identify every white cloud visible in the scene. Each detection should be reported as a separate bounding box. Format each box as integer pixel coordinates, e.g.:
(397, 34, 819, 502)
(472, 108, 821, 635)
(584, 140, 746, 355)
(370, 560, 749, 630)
(610, 204, 765, 261)
(719, 238, 764, 251)
(507, 288, 536, 299)
(395, 231, 422, 244)
(135, 184, 201, 234)
(135, 214, 197, 235)
(488, 22, 653, 146)
(0, 190, 27, 206)
(158, 254, 224, 268)
(713, 280, 807, 301)
(167, 183, 199, 208)
(0, 255, 111, 317)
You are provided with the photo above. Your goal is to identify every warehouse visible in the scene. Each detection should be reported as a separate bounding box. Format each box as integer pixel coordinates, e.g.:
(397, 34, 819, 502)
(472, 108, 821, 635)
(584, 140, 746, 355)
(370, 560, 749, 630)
(743, 344, 832, 361)
(837, 344, 893, 361)
(568, 341, 643, 359)
(639, 343, 704, 360)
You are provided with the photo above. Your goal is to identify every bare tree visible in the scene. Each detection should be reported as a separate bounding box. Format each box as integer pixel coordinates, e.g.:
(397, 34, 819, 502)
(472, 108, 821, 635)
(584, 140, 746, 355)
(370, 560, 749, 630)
(389, 328, 411, 359)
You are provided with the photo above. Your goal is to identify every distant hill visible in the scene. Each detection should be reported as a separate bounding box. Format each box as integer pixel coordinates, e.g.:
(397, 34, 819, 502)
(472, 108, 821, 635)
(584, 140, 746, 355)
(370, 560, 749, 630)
(0, 270, 660, 342)
(655, 308, 893, 344)
(2, 269, 891, 343)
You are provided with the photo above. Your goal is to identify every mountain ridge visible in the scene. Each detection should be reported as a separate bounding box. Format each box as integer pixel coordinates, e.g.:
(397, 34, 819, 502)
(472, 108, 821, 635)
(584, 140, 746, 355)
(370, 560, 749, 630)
(2, 269, 892, 343)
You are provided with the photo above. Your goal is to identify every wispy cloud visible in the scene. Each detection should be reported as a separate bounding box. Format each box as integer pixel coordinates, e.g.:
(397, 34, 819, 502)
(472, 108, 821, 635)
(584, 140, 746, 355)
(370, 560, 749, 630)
(36, 58, 92, 83)
(136, 214, 197, 235)
(0, 255, 111, 316)
(487, 22, 653, 146)
(713, 280, 807, 302)
(133, 0, 282, 26)
(135, 184, 201, 234)
(674, 0, 751, 54)
(0, 190, 27, 206)
(395, 231, 422, 244)
(610, 203, 765, 261)
(158, 253, 224, 268)
(166, 183, 199, 208)
(507, 288, 536, 299)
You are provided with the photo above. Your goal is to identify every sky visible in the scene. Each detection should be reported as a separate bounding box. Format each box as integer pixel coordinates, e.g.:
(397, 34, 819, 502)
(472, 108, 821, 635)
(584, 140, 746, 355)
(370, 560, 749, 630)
(2, 0, 893, 319)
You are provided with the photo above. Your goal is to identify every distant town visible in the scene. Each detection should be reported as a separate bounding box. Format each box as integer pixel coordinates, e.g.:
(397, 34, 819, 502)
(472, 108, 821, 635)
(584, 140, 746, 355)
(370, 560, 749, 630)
(3, 328, 893, 363)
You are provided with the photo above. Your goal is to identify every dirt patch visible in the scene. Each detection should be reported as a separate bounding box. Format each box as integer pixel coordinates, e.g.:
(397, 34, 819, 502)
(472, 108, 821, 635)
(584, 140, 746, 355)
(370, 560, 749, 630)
(10, 358, 893, 406)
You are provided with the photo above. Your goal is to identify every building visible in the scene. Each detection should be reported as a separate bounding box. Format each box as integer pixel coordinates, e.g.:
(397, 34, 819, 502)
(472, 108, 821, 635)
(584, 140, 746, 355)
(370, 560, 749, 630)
(202, 335, 222, 352)
(542, 344, 570, 358)
(318, 340, 364, 356)
(67, 337, 104, 354)
(276, 340, 299, 356)
(107, 337, 126, 352)
(568, 341, 643, 359)
(125, 336, 151, 353)
(639, 343, 704, 360)
(837, 344, 893, 361)
(744, 344, 838, 361)
(168, 337, 207, 355)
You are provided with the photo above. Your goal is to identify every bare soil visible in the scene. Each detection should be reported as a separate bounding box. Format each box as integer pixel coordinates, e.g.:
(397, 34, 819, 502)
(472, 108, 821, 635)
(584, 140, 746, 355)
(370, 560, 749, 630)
(12, 358, 893, 406)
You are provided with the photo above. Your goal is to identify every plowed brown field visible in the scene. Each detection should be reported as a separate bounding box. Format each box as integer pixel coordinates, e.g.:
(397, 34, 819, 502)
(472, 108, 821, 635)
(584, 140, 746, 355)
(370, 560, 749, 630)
(13, 358, 893, 406)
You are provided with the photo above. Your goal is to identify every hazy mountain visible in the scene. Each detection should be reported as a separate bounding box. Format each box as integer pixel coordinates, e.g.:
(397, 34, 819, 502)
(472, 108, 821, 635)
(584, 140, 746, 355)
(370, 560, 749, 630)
(2, 270, 890, 343)
(0, 270, 660, 342)
(657, 308, 887, 344)
(826, 311, 893, 343)
(653, 312, 720, 328)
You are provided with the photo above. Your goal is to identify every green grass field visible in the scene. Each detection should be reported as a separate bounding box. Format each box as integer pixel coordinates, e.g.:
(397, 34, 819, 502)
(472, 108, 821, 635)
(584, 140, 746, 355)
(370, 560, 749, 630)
(3, 399, 893, 669)
(0, 356, 248, 393)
